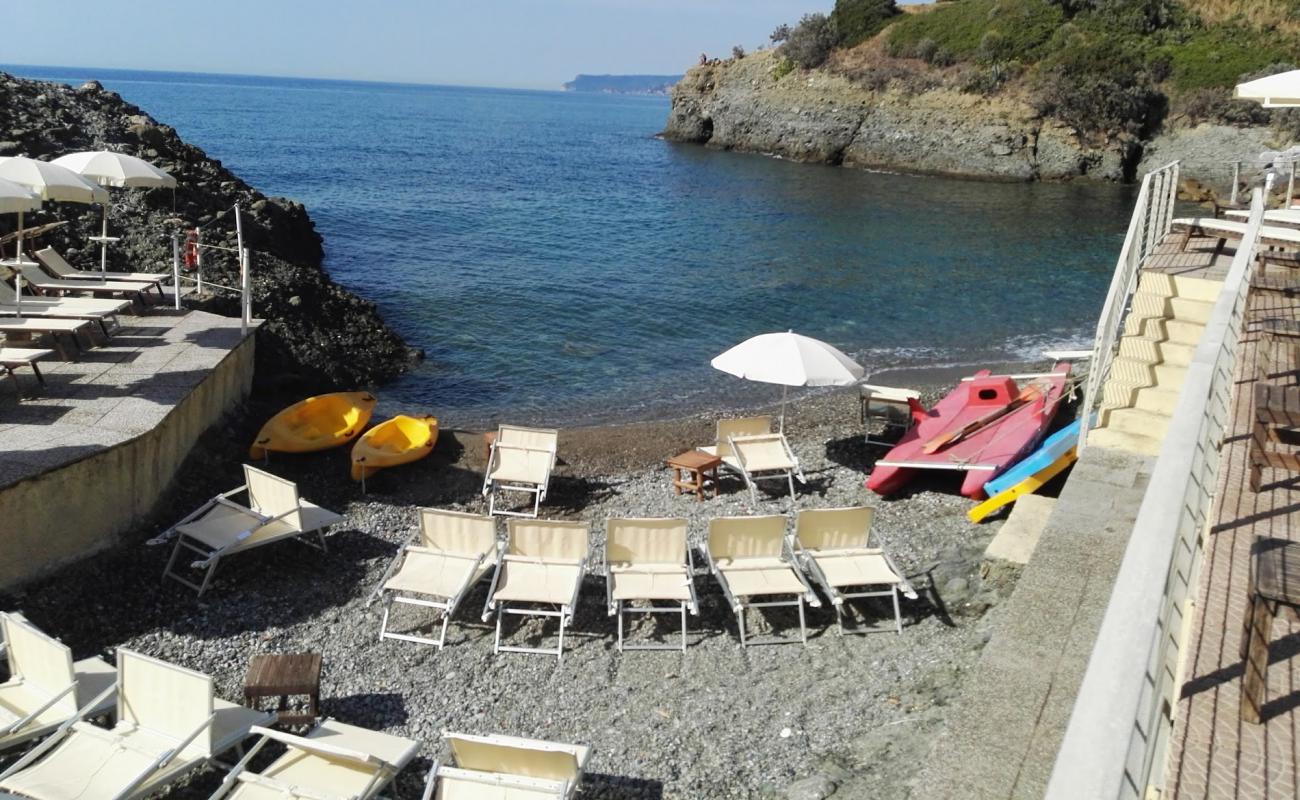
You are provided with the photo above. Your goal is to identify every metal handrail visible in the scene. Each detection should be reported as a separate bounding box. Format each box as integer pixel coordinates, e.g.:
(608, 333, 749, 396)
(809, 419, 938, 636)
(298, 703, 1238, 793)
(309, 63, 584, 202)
(1078, 161, 1181, 451)
(1046, 187, 1265, 799)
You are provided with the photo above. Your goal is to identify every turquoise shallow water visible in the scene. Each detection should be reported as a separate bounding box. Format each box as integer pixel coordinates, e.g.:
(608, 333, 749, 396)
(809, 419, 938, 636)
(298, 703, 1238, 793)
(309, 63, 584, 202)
(13, 66, 1135, 426)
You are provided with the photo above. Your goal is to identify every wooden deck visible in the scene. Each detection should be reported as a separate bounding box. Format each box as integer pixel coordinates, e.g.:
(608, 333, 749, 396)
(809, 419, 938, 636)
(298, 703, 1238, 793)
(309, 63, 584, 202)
(1165, 275, 1300, 798)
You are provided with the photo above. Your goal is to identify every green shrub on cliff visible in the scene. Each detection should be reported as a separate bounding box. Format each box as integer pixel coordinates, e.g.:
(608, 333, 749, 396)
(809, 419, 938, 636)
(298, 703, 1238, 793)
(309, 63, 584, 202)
(887, 0, 1064, 63)
(783, 13, 840, 68)
(832, 0, 900, 47)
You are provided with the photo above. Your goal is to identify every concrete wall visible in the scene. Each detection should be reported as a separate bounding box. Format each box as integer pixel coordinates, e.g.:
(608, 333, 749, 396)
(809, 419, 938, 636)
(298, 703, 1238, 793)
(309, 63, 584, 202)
(0, 335, 255, 591)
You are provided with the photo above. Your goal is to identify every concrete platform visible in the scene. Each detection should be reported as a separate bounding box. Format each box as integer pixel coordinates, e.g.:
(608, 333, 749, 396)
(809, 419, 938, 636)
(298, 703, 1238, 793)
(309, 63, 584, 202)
(0, 309, 256, 589)
(984, 494, 1055, 565)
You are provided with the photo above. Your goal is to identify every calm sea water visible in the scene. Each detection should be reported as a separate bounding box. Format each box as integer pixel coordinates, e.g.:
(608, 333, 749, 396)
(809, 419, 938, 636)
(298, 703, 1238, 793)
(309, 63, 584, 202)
(12, 65, 1134, 426)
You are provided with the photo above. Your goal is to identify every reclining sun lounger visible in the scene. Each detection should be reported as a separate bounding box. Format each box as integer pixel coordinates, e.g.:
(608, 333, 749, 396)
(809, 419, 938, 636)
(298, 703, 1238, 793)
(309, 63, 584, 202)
(482, 424, 559, 517)
(161, 464, 343, 596)
(793, 506, 917, 635)
(15, 263, 154, 308)
(1224, 208, 1300, 227)
(482, 519, 589, 661)
(706, 515, 820, 647)
(209, 719, 419, 800)
(604, 517, 699, 652)
(424, 731, 590, 799)
(1171, 217, 1300, 252)
(37, 247, 167, 298)
(370, 508, 499, 649)
(0, 649, 272, 800)
(0, 279, 127, 337)
(0, 612, 117, 755)
(0, 347, 53, 396)
(700, 415, 805, 501)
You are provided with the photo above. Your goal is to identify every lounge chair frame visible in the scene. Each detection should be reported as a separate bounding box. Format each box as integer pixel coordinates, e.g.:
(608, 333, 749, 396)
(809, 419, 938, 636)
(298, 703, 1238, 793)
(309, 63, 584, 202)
(481, 520, 589, 662)
(705, 516, 821, 647)
(0, 347, 51, 398)
(793, 506, 918, 635)
(369, 508, 498, 649)
(603, 517, 699, 653)
(36, 247, 167, 300)
(481, 425, 559, 518)
(161, 465, 339, 597)
(726, 432, 806, 503)
(423, 731, 589, 800)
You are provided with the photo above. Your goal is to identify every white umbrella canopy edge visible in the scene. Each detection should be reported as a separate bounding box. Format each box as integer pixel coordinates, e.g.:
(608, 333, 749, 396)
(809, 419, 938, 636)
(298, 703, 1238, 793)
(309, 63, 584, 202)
(52, 151, 177, 279)
(711, 330, 865, 431)
(1236, 69, 1300, 107)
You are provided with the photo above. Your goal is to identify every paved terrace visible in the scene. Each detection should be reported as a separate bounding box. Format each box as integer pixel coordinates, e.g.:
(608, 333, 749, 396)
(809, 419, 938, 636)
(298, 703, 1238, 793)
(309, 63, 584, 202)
(1166, 268, 1300, 798)
(0, 309, 252, 489)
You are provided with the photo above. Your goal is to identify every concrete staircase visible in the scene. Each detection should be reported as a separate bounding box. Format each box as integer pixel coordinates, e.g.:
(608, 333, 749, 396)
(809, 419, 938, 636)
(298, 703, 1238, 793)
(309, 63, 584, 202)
(1087, 273, 1222, 456)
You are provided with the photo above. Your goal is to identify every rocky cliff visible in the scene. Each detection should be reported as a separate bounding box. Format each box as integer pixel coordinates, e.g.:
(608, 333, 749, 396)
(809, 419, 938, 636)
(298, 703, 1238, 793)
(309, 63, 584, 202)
(663, 51, 1291, 186)
(0, 72, 418, 392)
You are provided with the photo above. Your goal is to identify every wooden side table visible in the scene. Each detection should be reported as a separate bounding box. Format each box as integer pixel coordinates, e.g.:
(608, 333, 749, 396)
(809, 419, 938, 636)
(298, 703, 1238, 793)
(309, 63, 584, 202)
(244, 653, 322, 726)
(1249, 383, 1300, 492)
(665, 450, 721, 501)
(1241, 538, 1300, 723)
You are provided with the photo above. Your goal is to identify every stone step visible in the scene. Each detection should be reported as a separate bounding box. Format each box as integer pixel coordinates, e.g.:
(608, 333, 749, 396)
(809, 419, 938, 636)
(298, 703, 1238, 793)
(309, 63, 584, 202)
(1133, 385, 1182, 415)
(1136, 271, 1223, 303)
(1127, 292, 1215, 327)
(1086, 426, 1165, 456)
(1118, 335, 1195, 367)
(1121, 315, 1205, 346)
(1100, 406, 1170, 441)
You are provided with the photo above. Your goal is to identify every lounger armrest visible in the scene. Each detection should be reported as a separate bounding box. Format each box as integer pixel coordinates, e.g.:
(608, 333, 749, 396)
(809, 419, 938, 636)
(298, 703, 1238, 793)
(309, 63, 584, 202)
(154, 711, 217, 771)
(245, 725, 387, 768)
(882, 551, 919, 600)
(500, 555, 583, 566)
(421, 760, 440, 800)
(405, 546, 485, 562)
(1, 679, 76, 735)
(368, 528, 420, 606)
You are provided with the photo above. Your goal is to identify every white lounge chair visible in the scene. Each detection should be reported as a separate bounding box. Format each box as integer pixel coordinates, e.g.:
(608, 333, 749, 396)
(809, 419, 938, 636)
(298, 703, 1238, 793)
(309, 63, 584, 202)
(0, 277, 127, 338)
(15, 263, 154, 307)
(0, 612, 116, 755)
(161, 464, 343, 596)
(482, 519, 589, 661)
(604, 517, 698, 652)
(1171, 217, 1300, 251)
(700, 416, 805, 502)
(0, 649, 272, 800)
(793, 506, 917, 635)
(370, 508, 499, 649)
(209, 719, 419, 800)
(706, 515, 820, 647)
(36, 247, 167, 298)
(482, 425, 559, 517)
(0, 318, 92, 359)
(424, 731, 590, 800)
(1224, 208, 1300, 227)
(0, 347, 53, 396)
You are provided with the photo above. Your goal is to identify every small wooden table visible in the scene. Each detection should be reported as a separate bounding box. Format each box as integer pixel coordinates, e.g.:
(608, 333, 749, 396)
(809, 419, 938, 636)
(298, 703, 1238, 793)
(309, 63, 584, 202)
(665, 450, 721, 501)
(243, 653, 322, 726)
(1249, 383, 1300, 492)
(1241, 538, 1300, 723)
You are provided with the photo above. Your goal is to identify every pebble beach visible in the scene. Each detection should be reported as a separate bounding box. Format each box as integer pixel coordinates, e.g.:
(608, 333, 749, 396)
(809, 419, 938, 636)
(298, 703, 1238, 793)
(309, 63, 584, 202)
(0, 370, 1045, 799)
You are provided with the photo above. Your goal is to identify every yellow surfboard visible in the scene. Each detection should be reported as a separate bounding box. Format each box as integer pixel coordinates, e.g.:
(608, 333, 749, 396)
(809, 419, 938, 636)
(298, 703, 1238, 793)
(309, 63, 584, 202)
(967, 446, 1077, 524)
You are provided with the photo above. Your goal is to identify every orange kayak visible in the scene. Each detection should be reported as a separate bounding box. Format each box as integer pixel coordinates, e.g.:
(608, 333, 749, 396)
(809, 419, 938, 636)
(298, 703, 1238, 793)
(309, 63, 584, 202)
(351, 414, 439, 481)
(249, 391, 377, 460)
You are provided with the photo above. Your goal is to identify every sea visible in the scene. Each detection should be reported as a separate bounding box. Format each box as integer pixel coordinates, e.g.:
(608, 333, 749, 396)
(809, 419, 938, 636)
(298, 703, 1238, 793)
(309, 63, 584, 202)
(10, 66, 1135, 427)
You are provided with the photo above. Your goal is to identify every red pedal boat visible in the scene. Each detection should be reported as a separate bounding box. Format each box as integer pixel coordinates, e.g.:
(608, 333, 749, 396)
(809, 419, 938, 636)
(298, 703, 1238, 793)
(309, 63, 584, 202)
(865, 363, 1072, 499)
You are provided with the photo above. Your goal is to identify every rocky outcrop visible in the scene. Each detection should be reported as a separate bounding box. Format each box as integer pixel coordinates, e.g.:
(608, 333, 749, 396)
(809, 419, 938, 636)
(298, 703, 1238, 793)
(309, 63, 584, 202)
(664, 51, 1284, 185)
(1138, 121, 1297, 191)
(0, 73, 419, 391)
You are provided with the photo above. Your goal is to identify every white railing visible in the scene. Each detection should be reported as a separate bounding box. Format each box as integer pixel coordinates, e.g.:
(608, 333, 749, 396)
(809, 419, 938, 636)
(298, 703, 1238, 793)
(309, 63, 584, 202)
(168, 204, 254, 336)
(1079, 162, 1181, 451)
(1045, 187, 1265, 799)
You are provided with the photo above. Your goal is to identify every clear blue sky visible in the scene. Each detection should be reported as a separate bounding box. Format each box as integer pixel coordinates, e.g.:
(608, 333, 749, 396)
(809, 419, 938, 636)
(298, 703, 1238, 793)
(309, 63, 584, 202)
(7, 1, 868, 90)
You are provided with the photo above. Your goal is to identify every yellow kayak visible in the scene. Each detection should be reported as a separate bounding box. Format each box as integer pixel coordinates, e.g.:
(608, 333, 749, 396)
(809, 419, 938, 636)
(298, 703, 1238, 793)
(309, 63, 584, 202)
(249, 391, 377, 460)
(351, 414, 439, 481)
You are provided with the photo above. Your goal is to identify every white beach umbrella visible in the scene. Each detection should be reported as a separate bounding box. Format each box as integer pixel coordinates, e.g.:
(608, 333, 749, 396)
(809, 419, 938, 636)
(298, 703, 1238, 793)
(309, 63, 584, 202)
(0, 156, 109, 316)
(711, 330, 865, 430)
(53, 151, 176, 279)
(0, 178, 41, 314)
(1236, 69, 1300, 107)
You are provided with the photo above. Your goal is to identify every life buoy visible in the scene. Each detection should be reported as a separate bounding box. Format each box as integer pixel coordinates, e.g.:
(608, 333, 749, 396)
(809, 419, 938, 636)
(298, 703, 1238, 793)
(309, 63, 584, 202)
(183, 229, 199, 270)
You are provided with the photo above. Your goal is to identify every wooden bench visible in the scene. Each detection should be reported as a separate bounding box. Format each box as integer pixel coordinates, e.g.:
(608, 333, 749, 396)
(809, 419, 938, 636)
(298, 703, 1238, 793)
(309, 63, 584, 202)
(1241, 537, 1300, 723)
(1249, 382, 1300, 492)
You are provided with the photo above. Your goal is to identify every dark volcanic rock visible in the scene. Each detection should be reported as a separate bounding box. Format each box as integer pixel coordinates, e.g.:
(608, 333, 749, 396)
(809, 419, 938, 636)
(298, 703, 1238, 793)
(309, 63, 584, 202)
(0, 71, 418, 391)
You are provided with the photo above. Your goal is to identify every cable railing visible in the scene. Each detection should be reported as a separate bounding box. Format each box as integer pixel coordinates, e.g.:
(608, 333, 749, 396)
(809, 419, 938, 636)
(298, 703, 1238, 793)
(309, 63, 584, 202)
(167, 203, 254, 336)
(1046, 186, 1266, 800)
(1078, 161, 1180, 451)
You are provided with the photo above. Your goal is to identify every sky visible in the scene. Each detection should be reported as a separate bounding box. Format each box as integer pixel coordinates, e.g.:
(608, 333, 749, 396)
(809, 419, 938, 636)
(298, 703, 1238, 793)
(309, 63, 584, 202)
(3, 1, 877, 90)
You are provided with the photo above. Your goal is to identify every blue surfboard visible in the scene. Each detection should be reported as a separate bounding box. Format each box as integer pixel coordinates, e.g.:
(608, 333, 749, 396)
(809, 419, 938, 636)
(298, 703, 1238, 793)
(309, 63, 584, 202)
(982, 414, 1092, 497)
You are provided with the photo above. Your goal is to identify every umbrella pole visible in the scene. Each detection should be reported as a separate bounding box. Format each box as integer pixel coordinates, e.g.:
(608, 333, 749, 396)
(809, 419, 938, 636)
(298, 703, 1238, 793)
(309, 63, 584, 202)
(14, 210, 22, 318)
(779, 385, 788, 433)
(100, 204, 109, 281)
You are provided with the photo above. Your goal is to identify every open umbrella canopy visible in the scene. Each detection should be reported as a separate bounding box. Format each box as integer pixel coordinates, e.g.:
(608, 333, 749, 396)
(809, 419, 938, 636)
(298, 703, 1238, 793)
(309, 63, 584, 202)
(712, 330, 865, 387)
(51, 151, 176, 188)
(0, 156, 109, 203)
(0, 177, 40, 214)
(1236, 69, 1300, 107)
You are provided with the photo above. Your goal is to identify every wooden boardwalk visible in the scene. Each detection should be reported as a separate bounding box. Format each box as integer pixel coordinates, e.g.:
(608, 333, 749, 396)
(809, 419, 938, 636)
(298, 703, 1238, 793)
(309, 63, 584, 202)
(1166, 270, 1300, 798)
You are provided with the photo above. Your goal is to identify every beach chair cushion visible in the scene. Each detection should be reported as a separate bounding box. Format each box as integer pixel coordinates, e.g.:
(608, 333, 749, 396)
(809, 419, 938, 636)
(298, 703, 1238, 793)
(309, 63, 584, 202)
(229, 720, 417, 800)
(0, 722, 180, 799)
(607, 518, 691, 602)
(384, 548, 494, 599)
(730, 434, 796, 472)
(0, 683, 68, 733)
(419, 508, 498, 554)
(17, 263, 148, 294)
(704, 416, 771, 460)
(608, 564, 692, 602)
(708, 516, 788, 560)
(796, 506, 874, 551)
(1, 614, 77, 718)
(492, 559, 586, 605)
(506, 520, 589, 560)
(434, 771, 568, 799)
(490, 446, 554, 486)
(808, 548, 902, 588)
(175, 501, 335, 552)
(712, 557, 808, 597)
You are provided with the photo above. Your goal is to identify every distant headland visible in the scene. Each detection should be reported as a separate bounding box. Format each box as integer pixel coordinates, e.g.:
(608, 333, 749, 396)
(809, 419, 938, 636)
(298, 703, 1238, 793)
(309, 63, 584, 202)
(563, 74, 682, 95)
